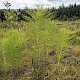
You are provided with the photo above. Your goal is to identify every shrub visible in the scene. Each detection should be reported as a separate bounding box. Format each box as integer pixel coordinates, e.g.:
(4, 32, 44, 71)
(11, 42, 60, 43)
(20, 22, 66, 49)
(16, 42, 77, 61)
(0, 29, 26, 73)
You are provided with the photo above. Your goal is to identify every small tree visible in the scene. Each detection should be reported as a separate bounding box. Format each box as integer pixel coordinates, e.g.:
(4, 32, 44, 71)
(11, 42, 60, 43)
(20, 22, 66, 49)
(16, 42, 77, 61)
(3, 1, 11, 9)
(3, 1, 20, 28)
(22, 5, 47, 22)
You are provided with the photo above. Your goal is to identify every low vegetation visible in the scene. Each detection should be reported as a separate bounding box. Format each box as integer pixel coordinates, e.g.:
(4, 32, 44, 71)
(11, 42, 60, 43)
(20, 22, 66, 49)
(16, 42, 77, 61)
(0, 1, 80, 80)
